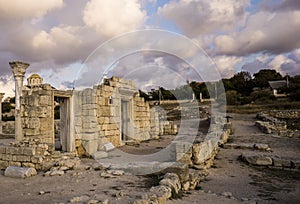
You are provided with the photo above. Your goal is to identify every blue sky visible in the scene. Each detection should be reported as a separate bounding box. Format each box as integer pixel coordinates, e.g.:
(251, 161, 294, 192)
(0, 0, 299, 96)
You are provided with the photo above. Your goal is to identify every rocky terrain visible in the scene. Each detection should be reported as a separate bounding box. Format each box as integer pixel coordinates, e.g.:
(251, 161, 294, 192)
(0, 113, 299, 204)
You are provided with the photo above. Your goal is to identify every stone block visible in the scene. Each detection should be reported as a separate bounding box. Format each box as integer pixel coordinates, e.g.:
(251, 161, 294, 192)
(22, 162, 36, 168)
(91, 151, 108, 160)
(22, 147, 36, 156)
(8, 161, 21, 167)
(31, 156, 44, 164)
(0, 160, 9, 170)
(192, 140, 216, 165)
(272, 157, 291, 168)
(82, 140, 98, 155)
(241, 153, 273, 166)
(0, 145, 6, 154)
(2, 154, 12, 161)
(6, 146, 23, 155)
(16, 155, 31, 162)
(4, 166, 37, 178)
(159, 173, 181, 195)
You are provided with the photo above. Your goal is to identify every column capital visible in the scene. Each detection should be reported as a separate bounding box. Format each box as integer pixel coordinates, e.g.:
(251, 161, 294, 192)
(0, 93, 4, 101)
(9, 61, 30, 78)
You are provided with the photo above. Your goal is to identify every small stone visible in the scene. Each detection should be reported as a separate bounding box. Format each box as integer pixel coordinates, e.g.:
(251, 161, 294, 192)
(70, 195, 90, 203)
(100, 172, 116, 178)
(59, 166, 69, 171)
(115, 190, 126, 198)
(102, 199, 109, 204)
(50, 170, 65, 176)
(39, 191, 45, 195)
(107, 170, 124, 176)
(93, 163, 110, 170)
(241, 197, 249, 201)
(221, 192, 233, 198)
(87, 199, 99, 204)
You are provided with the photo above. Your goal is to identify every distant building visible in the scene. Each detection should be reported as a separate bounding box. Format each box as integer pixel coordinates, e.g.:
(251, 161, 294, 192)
(27, 73, 43, 87)
(268, 80, 288, 97)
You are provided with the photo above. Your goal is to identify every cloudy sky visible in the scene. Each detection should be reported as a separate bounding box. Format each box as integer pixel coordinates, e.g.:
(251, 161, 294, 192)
(0, 0, 299, 96)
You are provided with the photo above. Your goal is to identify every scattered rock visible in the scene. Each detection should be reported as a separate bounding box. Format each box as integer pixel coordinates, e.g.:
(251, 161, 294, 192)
(221, 191, 233, 198)
(92, 163, 110, 171)
(107, 170, 124, 176)
(4, 166, 37, 178)
(70, 195, 90, 203)
(87, 199, 99, 204)
(49, 170, 65, 176)
(115, 190, 126, 198)
(100, 172, 116, 178)
(254, 143, 270, 151)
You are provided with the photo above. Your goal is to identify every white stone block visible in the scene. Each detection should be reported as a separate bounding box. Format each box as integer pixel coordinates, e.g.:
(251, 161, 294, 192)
(4, 166, 37, 178)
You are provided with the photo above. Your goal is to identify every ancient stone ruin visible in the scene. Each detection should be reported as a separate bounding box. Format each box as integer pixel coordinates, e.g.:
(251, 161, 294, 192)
(0, 61, 179, 170)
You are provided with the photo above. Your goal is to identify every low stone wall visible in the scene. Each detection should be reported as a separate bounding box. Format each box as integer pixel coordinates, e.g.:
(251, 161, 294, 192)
(0, 138, 75, 171)
(256, 110, 300, 137)
(240, 153, 300, 171)
(174, 117, 231, 170)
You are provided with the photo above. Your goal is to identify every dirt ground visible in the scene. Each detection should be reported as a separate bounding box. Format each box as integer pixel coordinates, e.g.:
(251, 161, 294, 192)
(0, 113, 299, 204)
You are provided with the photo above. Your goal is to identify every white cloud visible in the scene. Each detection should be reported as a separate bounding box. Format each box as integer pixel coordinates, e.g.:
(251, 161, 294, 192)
(83, 0, 146, 36)
(0, 76, 15, 97)
(213, 55, 243, 78)
(0, 0, 63, 20)
(158, 0, 249, 37)
(214, 10, 300, 55)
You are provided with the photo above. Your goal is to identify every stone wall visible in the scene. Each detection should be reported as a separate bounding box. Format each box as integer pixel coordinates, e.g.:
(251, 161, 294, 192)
(174, 115, 231, 170)
(21, 84, 54, 144)
(256, 110, 300, 137)
(0, 138, 72, 171)
(74, 77, 176, 155)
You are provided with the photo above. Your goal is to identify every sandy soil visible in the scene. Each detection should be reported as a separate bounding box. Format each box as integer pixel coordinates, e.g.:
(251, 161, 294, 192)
(0, 113, 299, 204)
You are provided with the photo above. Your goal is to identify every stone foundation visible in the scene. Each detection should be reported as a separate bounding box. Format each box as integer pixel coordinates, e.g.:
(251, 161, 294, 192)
(0, 138, 75, 171)
(256, 110, 300, 137)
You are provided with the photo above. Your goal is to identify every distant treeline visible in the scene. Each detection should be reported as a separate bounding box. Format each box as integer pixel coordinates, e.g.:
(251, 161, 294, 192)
(142, 69, 300, 104)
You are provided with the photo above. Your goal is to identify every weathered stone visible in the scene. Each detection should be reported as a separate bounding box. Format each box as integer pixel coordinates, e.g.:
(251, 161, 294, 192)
(0, 160, 9, 169)
(158, 162, 189, 183)
(192, 140, 217, 165)
(159, 173, 181, 194)
(254, 143, 270, 151)
(92, 151, 108, 160)
(107, 170, 124, 176)
(4, 166, 37, 178)
(241, 153, 273, 166)
(49, 170, 65, 176)
(150, 185, 172, 203)
(70, 195, 90, 203)
(272, 157, 291, 168)
(22, 147, 36, 156)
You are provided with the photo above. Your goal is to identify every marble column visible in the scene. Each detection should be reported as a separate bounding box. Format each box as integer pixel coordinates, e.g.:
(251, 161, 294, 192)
(0, 93, 4, 134)
(9, 61, 29, 141)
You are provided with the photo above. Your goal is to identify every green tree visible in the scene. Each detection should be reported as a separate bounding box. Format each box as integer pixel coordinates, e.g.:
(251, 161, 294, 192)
(226, 90, 238, 105)
(230, 71, 253, 96)
(253, 69, 283, 88)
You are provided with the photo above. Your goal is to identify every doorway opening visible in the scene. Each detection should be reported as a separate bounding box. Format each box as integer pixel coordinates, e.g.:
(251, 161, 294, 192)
(121, 100, 130, 142)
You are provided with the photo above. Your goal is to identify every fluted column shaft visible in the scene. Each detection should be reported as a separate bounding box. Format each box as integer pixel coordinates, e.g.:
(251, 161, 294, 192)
(9, 61, 29, 141)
